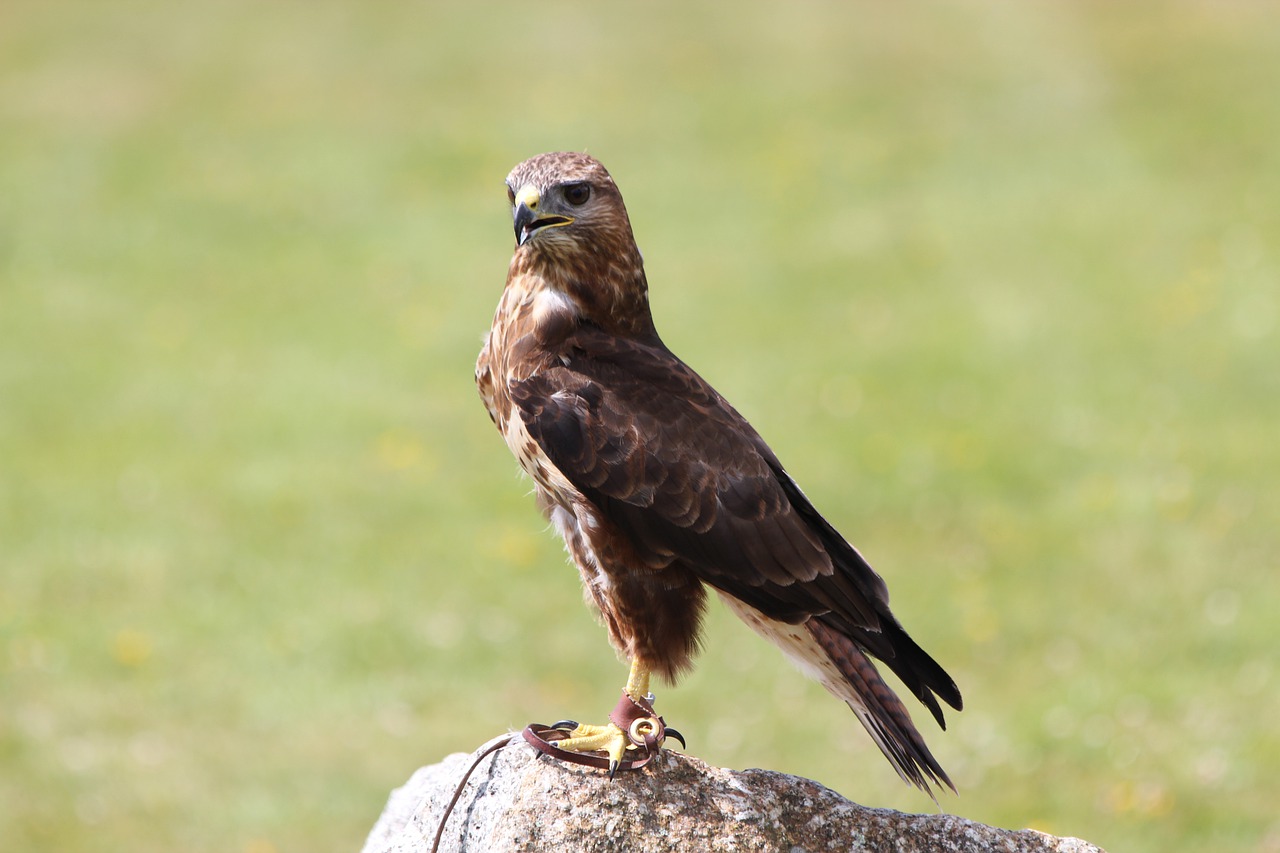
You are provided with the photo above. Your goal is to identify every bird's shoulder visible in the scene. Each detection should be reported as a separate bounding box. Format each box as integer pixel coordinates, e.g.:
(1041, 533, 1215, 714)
(510, 324, 774, 484)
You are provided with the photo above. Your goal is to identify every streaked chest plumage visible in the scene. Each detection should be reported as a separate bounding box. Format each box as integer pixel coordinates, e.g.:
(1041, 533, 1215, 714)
(476, 276, 615, 612)
(475, 278, 582, 506)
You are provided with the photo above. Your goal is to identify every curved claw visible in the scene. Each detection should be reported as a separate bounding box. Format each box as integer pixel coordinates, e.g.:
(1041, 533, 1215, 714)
(663, 726, 687, 750)
(521, 680, 687, 777)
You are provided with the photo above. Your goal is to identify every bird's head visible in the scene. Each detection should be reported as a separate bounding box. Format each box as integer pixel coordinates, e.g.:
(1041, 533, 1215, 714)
(505, 152, 639, 253)
(503, 152, 656, 341)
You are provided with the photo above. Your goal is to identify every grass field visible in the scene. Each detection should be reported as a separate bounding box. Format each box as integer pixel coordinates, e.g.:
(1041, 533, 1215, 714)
(2, 2, 1278, 851)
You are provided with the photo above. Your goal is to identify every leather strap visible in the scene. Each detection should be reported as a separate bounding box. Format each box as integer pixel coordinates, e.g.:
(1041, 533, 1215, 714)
(522, 691, 685, 773)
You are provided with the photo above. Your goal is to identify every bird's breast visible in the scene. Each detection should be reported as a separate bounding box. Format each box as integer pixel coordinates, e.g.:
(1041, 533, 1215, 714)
(499, 401, 581, 502)
(480, 283, 583, 509)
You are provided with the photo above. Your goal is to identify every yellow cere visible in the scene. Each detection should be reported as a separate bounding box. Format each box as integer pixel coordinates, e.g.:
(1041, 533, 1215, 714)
(514, 185, 540, 210)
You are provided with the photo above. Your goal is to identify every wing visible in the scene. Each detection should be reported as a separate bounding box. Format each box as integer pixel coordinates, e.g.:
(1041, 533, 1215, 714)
(510, 325, 961, 723)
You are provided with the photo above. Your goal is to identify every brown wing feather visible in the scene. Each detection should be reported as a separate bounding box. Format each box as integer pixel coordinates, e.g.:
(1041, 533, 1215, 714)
(510, 325, 962, 722)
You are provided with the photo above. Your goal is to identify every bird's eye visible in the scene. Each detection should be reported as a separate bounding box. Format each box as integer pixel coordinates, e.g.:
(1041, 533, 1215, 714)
(506, 185, 516, 205)
(563, 182, 591, 206)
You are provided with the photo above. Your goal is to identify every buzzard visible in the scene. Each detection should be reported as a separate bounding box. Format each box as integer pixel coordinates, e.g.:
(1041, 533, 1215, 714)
(476, 152, 962, 794)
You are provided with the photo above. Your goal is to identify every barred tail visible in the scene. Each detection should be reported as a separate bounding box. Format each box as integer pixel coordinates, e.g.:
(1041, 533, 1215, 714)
(807, 619, 955, 797)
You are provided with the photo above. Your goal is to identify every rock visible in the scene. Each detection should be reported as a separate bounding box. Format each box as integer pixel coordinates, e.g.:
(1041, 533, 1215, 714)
(362, 734, 1106, 853)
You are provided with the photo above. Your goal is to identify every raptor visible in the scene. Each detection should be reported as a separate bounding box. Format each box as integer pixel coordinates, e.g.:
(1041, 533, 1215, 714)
(475, 152, 962, 794)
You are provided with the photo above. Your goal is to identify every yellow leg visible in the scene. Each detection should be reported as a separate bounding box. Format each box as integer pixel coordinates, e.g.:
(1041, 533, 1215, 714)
(552, 659, 654, 775)
(624, 658, 651, 700)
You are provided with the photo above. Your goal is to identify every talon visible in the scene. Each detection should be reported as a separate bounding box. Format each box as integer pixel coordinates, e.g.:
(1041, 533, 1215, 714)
(665, 727, 687, 749)
(549, 721, 632, 768)
(524, 661, 682, 776)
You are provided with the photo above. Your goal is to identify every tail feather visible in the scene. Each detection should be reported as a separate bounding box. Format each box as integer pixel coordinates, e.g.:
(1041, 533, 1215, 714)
(807, 619, 956, 796)
(717, 591, 956, 797)
(844, 616, 963, 729)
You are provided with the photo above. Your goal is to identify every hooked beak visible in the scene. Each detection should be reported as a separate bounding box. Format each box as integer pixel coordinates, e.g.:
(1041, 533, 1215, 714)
(512, 185, 572, 246)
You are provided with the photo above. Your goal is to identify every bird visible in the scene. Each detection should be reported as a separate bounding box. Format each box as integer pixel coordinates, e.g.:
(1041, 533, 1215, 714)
(475, 151, 962, 795)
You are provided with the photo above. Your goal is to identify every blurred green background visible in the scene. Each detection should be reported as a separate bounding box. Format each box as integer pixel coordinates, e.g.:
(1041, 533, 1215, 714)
(2, 1, 1277, 851)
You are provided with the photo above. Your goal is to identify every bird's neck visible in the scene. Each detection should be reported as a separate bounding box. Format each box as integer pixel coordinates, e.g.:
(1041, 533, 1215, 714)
(507, 244, 659, 343)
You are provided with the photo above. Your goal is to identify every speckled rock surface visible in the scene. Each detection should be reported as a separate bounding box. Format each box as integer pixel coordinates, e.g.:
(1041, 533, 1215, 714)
(362, 736, 1106, 853)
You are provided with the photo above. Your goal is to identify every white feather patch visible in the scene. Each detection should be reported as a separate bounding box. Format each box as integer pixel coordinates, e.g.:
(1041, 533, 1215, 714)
(532, 288, 578, 327)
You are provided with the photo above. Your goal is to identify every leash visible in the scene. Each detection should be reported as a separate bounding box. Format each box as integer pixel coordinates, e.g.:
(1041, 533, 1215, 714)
(429, 694, 685, 852)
